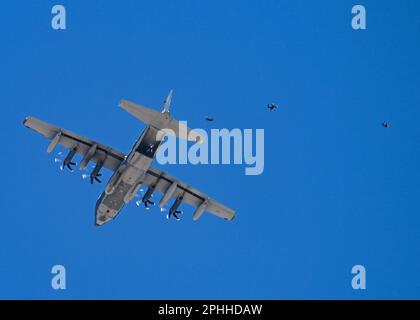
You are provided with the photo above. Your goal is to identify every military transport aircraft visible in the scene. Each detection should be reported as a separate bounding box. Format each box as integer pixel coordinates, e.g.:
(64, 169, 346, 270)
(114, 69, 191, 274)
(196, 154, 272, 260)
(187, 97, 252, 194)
(23, 91, 236, 226)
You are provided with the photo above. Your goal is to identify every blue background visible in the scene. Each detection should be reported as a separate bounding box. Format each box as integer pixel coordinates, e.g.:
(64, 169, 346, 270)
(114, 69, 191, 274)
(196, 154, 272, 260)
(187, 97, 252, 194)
(1, 0, 419, 299)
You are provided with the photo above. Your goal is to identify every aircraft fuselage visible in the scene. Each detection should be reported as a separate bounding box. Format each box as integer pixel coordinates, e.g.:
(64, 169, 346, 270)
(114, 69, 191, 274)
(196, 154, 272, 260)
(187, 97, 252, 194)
(95, 125, 163, 226)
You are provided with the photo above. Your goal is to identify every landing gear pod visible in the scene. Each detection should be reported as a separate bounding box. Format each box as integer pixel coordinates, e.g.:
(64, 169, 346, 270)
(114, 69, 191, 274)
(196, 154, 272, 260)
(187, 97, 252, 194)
(105, 164, 126, 195)
(123, 182, 143, 204)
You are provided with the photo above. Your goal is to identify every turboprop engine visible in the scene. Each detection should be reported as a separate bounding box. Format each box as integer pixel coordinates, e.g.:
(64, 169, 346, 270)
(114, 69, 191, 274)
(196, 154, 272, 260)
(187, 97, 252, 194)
(61, 147, 77, 171)
(167, 194, 184, 220)
(89, 160, 103, 184)
(140, 185, 155, 209)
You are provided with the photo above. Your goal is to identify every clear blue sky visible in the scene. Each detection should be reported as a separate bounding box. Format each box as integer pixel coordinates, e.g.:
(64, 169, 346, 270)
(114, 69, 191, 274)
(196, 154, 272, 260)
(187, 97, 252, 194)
(1, 0, 419, 299)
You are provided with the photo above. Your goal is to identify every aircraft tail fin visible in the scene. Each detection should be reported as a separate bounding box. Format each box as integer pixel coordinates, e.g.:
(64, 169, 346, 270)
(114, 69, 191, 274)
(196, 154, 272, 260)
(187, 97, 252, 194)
(162, 89, 173, 113)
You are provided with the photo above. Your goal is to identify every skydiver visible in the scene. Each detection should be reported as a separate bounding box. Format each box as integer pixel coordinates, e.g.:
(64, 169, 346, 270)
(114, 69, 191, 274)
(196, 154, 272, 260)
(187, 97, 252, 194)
(267, 103, 278, 110)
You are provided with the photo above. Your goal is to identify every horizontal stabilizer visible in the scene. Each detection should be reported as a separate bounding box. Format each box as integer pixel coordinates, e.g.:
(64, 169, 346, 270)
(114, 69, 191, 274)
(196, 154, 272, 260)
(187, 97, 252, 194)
(119, 99, 205, 143)
(119, 100, 162, 127)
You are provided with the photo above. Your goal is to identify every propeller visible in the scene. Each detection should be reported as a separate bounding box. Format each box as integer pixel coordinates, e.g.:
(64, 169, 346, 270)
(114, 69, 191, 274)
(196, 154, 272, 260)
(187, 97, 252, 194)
(81, 162, 103, 184)
(136, 199, 155, 210)
(61, 161, 76, 171)
(54, 152, 63, 164)
(166, 209, 183, 221)
(81, 164, 95, 180)
(89, 161, 104, 184)
(59, 148, 78, 172)
(166, 194, 184, 220)
(136, 186, 156, 210)
(144, 199, 155, 210)
(90, 173, 102, 184)
(146, 199, 155, 207)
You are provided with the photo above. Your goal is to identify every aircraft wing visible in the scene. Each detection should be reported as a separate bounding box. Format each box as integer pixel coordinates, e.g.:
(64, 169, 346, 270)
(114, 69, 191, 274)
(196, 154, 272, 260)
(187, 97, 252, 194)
(23, 116, 125, 171)
(143, 166, 236, 221)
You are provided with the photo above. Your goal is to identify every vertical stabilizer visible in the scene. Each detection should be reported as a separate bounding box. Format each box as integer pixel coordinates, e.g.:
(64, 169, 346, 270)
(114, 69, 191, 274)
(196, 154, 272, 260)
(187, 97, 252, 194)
(162, 89, 173, 113)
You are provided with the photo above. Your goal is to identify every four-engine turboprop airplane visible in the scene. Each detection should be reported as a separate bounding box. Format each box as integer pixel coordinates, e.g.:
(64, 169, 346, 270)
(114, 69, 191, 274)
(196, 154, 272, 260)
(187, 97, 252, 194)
(23, 91, 236, 226)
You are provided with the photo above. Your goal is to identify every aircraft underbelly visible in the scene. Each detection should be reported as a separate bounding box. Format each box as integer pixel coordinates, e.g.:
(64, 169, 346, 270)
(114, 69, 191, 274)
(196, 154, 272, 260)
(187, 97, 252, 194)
(102, 181, 132, 210)
(95, 127, 162, 226)
(95, 155, 152, 226)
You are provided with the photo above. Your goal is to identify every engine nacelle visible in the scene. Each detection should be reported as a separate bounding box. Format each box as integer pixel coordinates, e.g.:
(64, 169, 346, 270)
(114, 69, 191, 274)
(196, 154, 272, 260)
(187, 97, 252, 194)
(62, 146, 78, 170)
(79, 144, 97, 170)
(89, 160, 103, 184)
(193, 200, 208, 221)
(169, 194, 184, 215)
(47, 131, 62, 153)
(159, 181, 177, 208)
(142, 185, 155, 202)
